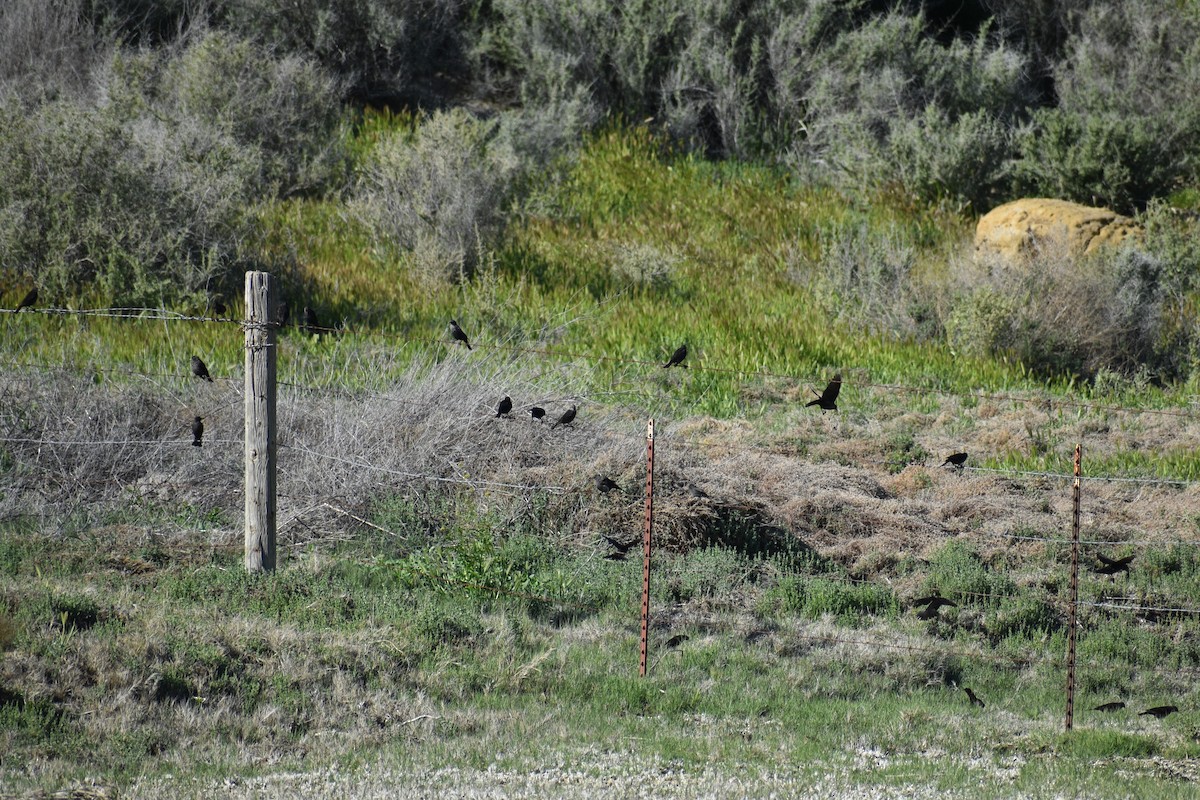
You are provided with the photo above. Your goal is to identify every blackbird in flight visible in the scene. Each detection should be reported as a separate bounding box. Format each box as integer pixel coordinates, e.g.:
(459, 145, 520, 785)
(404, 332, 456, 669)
(1093, 701, 1125, 712)
(963, 687, 985, 708)
(1093, 553, 1134, 576)
(663, 344, 688, 369)
(191, 416, 204, 447)
(449, 319, 472, 349)
(805, 374, 841, 410)
(14, 287, 38, 312)
(595, 475, 620, 494)
(913, 595, 957, 620)
(191, 355, 214, 382)
(1139, 705, 1178, 719)
(496, 396, 512, 417)
(942, 452, 968, 468)
(553, 405, 577, 428)
(530, 406, 546, 421)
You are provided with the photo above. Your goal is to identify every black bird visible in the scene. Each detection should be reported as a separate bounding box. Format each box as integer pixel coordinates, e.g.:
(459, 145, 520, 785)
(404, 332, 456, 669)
(805, 373, 842, 410)
(211, 298, 227, 318)
(276, 299, 290, 328)
(663, 344, 688, 369)
(530, 406, 546, 421)
(1139, 705, 1178, 719)
(303, 306, 320, 335)
(14, 286, 38, 312)
(1093, 554, 1135, 576)
(552, 405, 577, 428)
(963, 687, 985, 708)
(665, 634, 690, 649)
(687, 483, 709, 499)
(942, 452, 968, 468)
(1094, 701, 1125, 712)
(604, 550, 628, 562)
(913, 595, 957, 620)
(191, 416, 204, 447)
(495, 396, 512, 417)
(604, 535, 636, 554)
(449, 319, 472, 350)
(595, 475, 620, 494)
(191, 355, 214, 382)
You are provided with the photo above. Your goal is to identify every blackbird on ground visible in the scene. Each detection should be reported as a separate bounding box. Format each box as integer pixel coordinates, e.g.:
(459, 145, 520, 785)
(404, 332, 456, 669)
(495, 396, 512, 417)
(604, 535, 636, 554)
(1139, 705, 1178, 719)
(805, 374, 841, 411)
(942, 452, 968, 468)
(595, 475, 620, 494)
(665, 634, 690, 648)
(1093, 701, 1125, 712)
(530, 406, 546, 421)
(663, 344, 688, 369)
(687, 483, 709, 499)
(449, 319, 472, 350)
(191, 355, 214, 382)
(963, 687, 985, 708)
(552, 405, 577, 428)
(14, 287, 37, 312)
(191, 416, 204, 447)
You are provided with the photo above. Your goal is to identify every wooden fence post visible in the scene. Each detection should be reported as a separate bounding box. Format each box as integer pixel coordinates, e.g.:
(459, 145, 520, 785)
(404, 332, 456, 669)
(639, 418, 655, 677)
(244, 271, 277, 572)
(1065, 443, 1082, 730)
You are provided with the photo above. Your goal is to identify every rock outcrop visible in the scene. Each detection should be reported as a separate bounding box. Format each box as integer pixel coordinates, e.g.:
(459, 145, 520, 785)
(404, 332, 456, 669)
(975, 198, 1142, 262)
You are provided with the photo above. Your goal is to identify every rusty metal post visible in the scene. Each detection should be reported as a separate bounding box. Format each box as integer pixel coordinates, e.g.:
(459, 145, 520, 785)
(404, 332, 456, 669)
(1065, 443, 1082, 731)
(639, 418, 655, 677)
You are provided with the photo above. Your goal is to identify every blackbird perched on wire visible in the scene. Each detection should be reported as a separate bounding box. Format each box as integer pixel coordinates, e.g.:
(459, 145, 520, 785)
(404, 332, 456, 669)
(942, 452, 968, 468)
(1139, 705, 1178, 719)
(553, 405, 577, 428)
(496, 396, 512, 417)
(191, 416, 204, 447)
(13, 286, 37, 312)
(913, 595, 957, 620)
(303, 306, 320, 335)
(191, 355, 214, 382)
(449, 319, 472, 349)
(595, 475, 620, 494)
(1093, 553, 1134, 576)
(211, 298, 227, 318)
(963, 687, 986, 708)
(805, 374, 841, 410)
(1093, 701, 1125, 712)
(663, 343, 688, 369)
(276, 299, 290, 328)
(530, 406, 546, 421)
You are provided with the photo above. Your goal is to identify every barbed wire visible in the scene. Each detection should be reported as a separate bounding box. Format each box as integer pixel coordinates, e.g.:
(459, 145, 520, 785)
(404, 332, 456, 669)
(7, 307, 1200, 420)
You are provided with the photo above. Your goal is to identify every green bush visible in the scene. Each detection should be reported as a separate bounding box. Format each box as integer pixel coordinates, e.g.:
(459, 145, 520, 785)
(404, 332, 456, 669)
(353, 109, 517, 281)
(946, 242, 1174, 379)
(886, 106, 1014, 211)
(0, 30, 346, 305)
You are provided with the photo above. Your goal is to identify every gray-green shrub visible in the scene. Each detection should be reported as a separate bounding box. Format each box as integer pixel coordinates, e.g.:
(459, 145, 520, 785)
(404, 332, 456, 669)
(353, 109, 517, 281)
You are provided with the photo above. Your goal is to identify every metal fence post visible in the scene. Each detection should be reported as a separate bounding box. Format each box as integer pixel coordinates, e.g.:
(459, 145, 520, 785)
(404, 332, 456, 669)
(1065, 443, 1082, 730)
(639, 418, 655, 677)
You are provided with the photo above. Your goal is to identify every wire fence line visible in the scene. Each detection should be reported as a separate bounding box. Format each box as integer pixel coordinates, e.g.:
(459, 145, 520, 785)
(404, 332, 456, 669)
(7, 301, 1200, 711)
(6, 305, 1200, 420)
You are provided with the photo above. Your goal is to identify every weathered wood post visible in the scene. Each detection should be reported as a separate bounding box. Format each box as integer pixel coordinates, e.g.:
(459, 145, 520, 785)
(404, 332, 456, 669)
(244, 271, 277, 572)
(639, 418, 655, 677)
